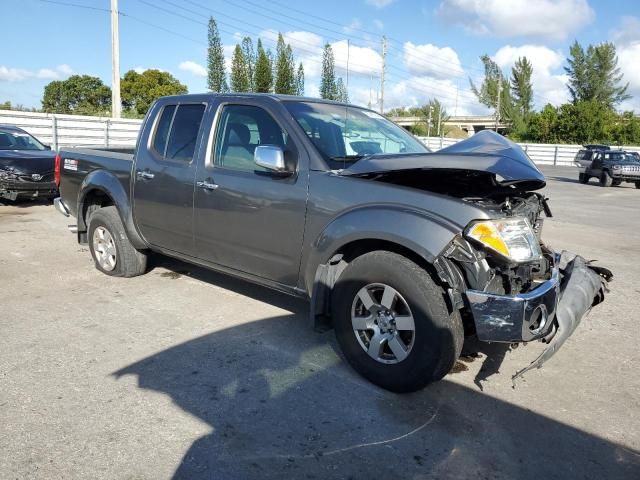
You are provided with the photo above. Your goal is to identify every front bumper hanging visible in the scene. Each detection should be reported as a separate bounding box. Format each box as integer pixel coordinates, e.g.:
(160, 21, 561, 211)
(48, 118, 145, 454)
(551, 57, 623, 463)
(465, 251, 611, 380)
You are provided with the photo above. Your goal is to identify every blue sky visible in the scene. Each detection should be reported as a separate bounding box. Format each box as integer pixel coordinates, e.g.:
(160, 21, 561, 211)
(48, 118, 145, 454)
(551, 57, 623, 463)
(2, 0, 640, 114)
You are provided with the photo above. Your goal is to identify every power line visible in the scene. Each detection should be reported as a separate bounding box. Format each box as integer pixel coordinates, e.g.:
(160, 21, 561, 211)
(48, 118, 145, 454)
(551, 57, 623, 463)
(34, 0, 109, 12)
(136, 0, 481, 106)
(134, 0, 483, 107)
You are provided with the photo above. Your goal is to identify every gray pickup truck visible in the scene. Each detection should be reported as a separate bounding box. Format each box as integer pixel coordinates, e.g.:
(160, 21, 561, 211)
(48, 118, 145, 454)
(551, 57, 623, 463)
(54, 93, 611, 392)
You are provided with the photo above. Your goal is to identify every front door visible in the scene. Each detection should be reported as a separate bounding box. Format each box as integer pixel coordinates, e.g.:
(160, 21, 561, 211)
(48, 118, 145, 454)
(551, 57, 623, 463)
(132, 102, 207, 255)
(193, 101, 308, 287)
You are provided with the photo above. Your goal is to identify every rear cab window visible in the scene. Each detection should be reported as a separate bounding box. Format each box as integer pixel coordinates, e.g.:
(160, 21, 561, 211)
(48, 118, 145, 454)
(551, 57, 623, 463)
(151, 103, 206, 163)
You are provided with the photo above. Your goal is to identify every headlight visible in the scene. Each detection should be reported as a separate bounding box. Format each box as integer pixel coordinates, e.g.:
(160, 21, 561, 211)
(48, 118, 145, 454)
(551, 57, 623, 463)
(0, 169, 16, 180)
(465, 218, 542, 263)
(612, 165, 622, 170)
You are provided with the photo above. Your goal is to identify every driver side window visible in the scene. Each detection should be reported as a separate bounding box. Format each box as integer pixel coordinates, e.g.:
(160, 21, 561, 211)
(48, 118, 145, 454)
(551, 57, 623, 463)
(214, 105, 291, 173)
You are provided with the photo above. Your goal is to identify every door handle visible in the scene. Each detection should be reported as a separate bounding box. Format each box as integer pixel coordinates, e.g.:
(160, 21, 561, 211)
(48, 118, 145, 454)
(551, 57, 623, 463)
(136, 170, 155, 180)
(197, 180, 219, 191)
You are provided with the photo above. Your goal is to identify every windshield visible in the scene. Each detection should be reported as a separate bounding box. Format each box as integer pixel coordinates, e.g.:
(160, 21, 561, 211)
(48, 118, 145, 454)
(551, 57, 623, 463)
(605, 151, 640, 162)
(0, 128, 46, 151)
(284, 101, 429, 168)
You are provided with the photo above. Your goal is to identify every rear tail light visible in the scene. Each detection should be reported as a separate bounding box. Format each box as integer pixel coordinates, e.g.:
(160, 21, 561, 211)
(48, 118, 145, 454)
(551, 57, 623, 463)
(54, 153, 61, 188)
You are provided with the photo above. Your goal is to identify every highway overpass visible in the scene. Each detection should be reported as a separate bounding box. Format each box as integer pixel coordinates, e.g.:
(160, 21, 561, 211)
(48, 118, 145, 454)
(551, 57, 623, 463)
(389, 115, 509, 135)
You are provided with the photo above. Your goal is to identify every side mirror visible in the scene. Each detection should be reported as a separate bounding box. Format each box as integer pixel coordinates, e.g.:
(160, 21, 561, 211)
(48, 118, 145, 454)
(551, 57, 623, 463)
(254, 145, 291, 175)
(43, 145, 52, 150)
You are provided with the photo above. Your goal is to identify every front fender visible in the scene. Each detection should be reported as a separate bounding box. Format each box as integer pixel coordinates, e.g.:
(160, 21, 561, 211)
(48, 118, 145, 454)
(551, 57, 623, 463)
(77, 170, 146, 249)
(303, 205, 462, 294)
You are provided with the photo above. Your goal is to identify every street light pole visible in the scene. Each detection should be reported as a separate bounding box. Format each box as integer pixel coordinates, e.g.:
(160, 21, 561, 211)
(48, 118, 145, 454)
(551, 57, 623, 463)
(111, 0, 121, 118)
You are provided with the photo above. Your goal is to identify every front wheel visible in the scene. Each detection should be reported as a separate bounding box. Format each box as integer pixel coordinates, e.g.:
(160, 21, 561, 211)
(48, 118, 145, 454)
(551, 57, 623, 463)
(332, 251, 463, 392)
(578, 173, 589, 184)
(600, 171, 613, 187)
(636, 181, 640, 189)
(88, 206, 147, 277)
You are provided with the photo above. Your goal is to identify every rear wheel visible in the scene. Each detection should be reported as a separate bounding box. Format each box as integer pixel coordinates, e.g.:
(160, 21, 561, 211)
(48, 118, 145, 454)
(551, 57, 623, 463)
(600, 171, 613, 187)
(88, 206, 147, 277)
(332, 251, 463, 392)
(578, 173, 589, 184)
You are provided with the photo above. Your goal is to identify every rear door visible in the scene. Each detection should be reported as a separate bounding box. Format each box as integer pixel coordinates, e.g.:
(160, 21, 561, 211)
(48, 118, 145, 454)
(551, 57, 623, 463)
(192, 98, 309, 287)
(132, 101, 207, 255)
(590, 152, 604, 177)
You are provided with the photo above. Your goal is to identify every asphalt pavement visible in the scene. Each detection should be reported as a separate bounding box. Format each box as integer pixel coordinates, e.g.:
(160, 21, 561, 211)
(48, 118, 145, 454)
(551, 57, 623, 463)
(0, 165, 638, 479)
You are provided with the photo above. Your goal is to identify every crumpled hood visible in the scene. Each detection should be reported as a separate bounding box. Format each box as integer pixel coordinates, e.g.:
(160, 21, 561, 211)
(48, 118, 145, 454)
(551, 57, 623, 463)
(0, 149, 57, 175)
(340, 130, 546, 191)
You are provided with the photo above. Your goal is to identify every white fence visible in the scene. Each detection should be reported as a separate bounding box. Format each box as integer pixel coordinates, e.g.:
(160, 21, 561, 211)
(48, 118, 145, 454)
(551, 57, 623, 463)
(2, 109, 639, 166)
(0, 109, 142, 150)
(418, 136, 640, 166)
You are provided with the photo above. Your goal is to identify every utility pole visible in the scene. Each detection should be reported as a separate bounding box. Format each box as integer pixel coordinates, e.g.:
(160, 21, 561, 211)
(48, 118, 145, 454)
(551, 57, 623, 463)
(111, 0, 121, 118)
(495, 79, 501, 132)
(437, 106, 442, 137)
(427, 106, 433, 138)
(379, 36, 387, 114)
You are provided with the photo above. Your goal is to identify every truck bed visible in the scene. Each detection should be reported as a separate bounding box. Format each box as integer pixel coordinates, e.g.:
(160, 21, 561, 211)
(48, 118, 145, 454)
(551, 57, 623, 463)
(58, 147, 135, 219)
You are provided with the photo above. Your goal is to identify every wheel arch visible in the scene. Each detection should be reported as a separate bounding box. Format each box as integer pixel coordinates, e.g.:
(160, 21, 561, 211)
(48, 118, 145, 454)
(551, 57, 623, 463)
(77, 170, 146, 249)
(305, 207, 460, 331)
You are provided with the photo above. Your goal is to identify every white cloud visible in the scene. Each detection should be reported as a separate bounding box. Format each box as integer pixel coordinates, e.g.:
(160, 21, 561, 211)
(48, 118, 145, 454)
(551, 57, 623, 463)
(36, 68, 59, 80)
(56, 64, 73, 76)
(344, 18, 362, 35)
(493, 44, 569, 107)
(365, 0, 396, 8)
(436, 0, 594, 40)
(403, 42, 463, 79)
(179, 60, 207, 77)
(385, 76, 488, 115)
(0, 64, 73, 82)
(611, 16, 640, 111)
(0, 66, 32, 82)
(331, 40, 382, 77)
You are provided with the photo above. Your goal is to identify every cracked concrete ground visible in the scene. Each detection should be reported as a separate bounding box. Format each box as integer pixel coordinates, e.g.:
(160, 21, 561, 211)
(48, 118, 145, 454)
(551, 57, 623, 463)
(0, 166, 638, 479)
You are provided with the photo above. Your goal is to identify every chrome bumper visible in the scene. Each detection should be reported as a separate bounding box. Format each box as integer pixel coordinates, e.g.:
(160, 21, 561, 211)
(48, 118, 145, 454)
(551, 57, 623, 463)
(466, 264, 560, 343)
(54, 197, 70, 217)
(465, 252, 611, 381)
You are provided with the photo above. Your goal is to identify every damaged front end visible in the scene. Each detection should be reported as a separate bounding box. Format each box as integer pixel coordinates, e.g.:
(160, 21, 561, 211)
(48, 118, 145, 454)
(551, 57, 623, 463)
(341, 131, 612, 379)
(434, 202, 612, 382)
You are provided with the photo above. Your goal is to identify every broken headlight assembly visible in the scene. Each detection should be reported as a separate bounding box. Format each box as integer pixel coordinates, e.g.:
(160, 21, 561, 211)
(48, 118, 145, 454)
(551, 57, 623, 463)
(465, 217, 542, 263)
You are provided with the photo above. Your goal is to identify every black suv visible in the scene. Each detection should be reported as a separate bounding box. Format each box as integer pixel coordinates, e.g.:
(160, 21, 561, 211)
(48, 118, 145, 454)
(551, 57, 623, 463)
(575, 145, 640, 188)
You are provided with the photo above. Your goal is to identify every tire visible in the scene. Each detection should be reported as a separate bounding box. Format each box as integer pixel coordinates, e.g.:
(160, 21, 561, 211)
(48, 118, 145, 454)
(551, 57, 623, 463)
(332, 251, 463, 393)
(612, 180, 622, 187)
(88, 206, 147, 277)
(636, 181, 640, 189)
(578, 173, 589, 184)
(600, 171, 613, 187)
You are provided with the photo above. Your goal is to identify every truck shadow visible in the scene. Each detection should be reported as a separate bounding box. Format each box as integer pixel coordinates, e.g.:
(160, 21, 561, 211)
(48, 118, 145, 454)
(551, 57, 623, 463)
(115, 261, 639, 479)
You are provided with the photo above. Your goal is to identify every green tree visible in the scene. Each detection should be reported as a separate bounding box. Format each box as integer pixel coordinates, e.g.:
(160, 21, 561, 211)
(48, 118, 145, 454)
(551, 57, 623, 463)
(230, 45, 251, 92)
(274, 34, 296, 94)
(565, 41, 630, 108)
(121, 69, 187, 116)
(0, 101, 12, 110)
(254, 39, 273, 93)
(525, 104, 560, 144)
(336, 77, 349, 103)
(611, 112, 640, 145)
(511, 56, 533, 116)
(207, 17, 227, 93)
(470, 54, 513, 123)
(320, 43, 337, 100)
(296, 63, 305, 96)
(241, 37, 255, 91)
(42, 75, 111, 115)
